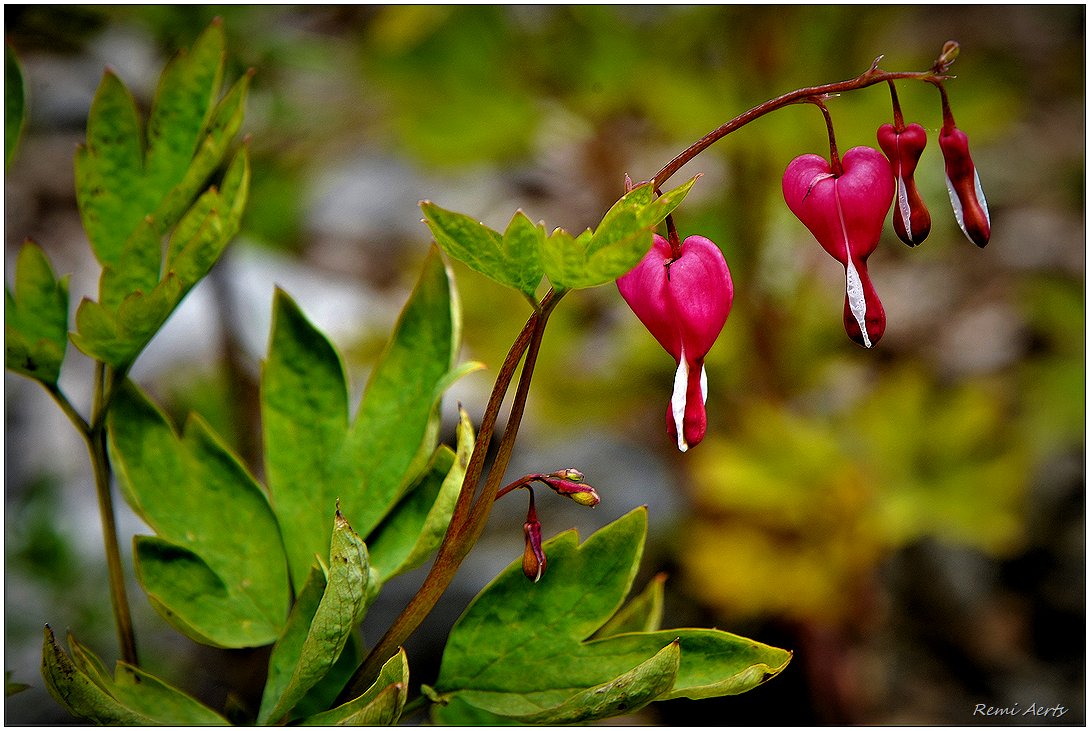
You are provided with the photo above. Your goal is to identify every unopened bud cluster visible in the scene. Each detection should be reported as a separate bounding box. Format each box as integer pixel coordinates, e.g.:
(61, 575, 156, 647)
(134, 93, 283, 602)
(497, 469, 600, 582)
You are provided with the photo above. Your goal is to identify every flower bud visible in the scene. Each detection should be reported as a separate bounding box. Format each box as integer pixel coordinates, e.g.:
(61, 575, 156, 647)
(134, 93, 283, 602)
(617, 234, 733, 451)
(939, 124, 990, 247)
(877, 123, 932, 246)
(522, 496, 546, 583)
(540, 473, 600, 507)
(782, 146, 893, 348)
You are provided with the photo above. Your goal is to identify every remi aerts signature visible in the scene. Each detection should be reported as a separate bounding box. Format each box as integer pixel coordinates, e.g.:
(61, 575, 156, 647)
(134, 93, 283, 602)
(973, 703, 1070, 719)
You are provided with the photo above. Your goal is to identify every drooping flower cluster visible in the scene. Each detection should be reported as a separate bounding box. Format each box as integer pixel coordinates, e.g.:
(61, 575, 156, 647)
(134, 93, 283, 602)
(613, 45, 989, 453)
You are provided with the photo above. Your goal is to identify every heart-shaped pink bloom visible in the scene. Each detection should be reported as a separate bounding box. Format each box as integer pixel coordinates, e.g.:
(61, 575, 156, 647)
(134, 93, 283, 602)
(617, 234, 733, 452)
(782, 146, 893, 348)
(877, 123, 932, 247)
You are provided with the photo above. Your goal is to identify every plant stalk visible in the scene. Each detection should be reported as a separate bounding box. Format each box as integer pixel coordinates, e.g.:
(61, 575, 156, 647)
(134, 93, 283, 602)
(88, 364, 139, 666)
(338, 289, 564, 702)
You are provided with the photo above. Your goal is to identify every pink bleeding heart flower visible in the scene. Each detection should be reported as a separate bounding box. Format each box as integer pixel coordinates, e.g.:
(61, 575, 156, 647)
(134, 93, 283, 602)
(782, 146, 894, 348)
(939, 123, 990, 247)
(877, 122, 932, 247)
(618, 234, 733, 452)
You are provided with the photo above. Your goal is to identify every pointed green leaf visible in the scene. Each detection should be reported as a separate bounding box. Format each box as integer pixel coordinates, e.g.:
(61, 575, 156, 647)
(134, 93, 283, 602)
(41, 627, 156, 725)
(71, 274, 185, 368)
(144, 20, 225, 194)
(432, 508, 791, 722)
(57, 629, 227, 724)
(5, 242, 69, 384)
(368, 407, 474, 582)
(421, 203, 543, 300)
(154, 71, 251, 234)
(6, 44, 25, 166)
(109, 382, 290, 648)
(264, 249, 464, 586)
(437, 641, 680, 725)
(74, 69, 146, 267)
(593, 573, 667, 639)
(258, 510, 374, 724)
(300, 648, 409, 726)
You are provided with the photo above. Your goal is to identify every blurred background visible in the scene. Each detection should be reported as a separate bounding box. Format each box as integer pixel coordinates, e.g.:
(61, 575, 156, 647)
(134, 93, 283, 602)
(4, 5, 1084, 725)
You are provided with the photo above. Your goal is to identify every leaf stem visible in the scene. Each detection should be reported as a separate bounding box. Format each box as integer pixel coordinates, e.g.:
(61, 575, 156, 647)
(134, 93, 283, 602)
(88, 363, 139, 666)
(339, 288, 565, 702)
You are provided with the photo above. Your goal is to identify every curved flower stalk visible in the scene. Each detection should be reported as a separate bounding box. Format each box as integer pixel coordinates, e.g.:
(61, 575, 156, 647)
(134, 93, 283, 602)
(782, 146, 893, 348)
(617, 234, 733, 452)
(877, 122, 931, 246)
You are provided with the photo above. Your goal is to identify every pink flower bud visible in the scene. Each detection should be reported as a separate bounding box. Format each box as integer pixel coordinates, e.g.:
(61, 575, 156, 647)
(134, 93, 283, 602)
(617, 234, 733, 452)
(540, 474, 600, 507)
(522, 494, 545, 583)
(877, 123, 932, 246)
(939, 124, 990, 247)
(782, 146, 894, 348)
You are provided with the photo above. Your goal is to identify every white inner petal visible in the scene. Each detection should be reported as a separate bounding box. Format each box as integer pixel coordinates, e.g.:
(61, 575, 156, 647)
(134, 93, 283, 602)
(834, 178, 871, 348)
(845, 260, 872, 348)
(700, 364, 708, 404)
(974, 169, 990, 226)
(672, 352, 689, 452)
(896, 174, 914, 242)
(945, 174, 969, 239)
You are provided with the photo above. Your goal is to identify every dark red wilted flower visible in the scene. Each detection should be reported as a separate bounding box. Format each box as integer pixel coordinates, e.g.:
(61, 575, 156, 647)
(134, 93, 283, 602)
(877, 122, 932, 246)
(939, 124, 990, 247)
(782, 146, 894, 348)
(617, 234, 733, 452)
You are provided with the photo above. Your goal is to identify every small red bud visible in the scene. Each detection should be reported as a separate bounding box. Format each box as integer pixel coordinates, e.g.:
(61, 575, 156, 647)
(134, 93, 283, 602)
(522, 494, 546, 583)
(939, 125, 990, 247)
(877, 123, 932, 246)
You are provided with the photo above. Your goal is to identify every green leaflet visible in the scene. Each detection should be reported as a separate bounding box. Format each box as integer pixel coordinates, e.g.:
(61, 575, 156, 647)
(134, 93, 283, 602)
(367, 407, 474, 582)
(5, 242, 70, 385)
(421, 204, 545, 302)
(542, 177, 700, 289)
(42, 627, 226, 725)
(262, 248, 465, 587)
(258, 510, 375, 724)
(69, 21, 249, 370)
(71, 147, 250, 368)
(6, 44, 25, 166)
(431, 508, 791, 723)
(108, 382, 290, 648)
(300, 648, 409, 726)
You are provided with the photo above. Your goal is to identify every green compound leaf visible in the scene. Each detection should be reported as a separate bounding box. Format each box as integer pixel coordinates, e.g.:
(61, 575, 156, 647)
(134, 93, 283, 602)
(300, 648, 409, 726)
(108, 382, 290, 648)
(421, 203, 544, 302)
(5, 242, 70, 385)
(258, 510, 375, 725)
(263, 248, 464, 587)
(42, 626, 227, 725)
(70, 22, 248, 370)
(431, 508, 791, 723)
(542, 177, 699, 290)
(6, 44, 25, 167)
(367, 406, 473, 583)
